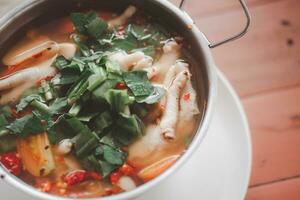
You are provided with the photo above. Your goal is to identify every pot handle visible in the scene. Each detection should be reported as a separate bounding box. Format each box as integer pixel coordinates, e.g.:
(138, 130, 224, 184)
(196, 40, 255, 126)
(179, 0, 251, 48)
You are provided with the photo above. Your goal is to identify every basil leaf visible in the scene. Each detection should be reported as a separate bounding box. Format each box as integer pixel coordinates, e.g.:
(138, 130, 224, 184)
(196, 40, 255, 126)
(106, 59, 121, 75)
(71, 11, 108, 39)
(127, 24, 152, 41)
(0, 135, 16, 154)
(70, 12, 87, 34)
(74, 131, 99, 158)
(111, 33, 138, 52)
(100, 135, 121, 149)
(67, 69, 93, 102)
(16, 94, 44, 112)
(103, 145, 126, 165)
(104, 89, 133, 113)
(92, 78, 119, 101)
(87, 67, 107, 91)
(136, 85, 166, 104)
(49, 98, 69, 114)
(113, 114, 145, 145)
(90, 111, 113, 134)
(48, 115, 84, 143)
(123, 71, 154, 97)
(0, 114, 8, 127)
(117, 113, 144, 137)
(86, 12, 108, 39)
(80, 154, 118, 178)
(73, 34, 92, 57)
(6, 113, 44, 138)
(131, 46, 156, 57)
(99, 160, 118, 178)
(0, 106, 12, 120)
(53, 55, 70, 70)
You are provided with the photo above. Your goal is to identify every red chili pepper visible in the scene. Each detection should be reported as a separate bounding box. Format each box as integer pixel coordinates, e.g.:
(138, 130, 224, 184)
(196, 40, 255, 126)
(119, 163, 135, 176)
(0, 152, 22, 176)
(110, 171, 121, 185)
(87, 172, 103, 181)
(63, 170, 103, 186)
(115, 82, 127, 90)
(36, 181, 52, 192)
(63, 170, 87, 186)
(105, 186, 123, 196)
(183, 93, 191, 101)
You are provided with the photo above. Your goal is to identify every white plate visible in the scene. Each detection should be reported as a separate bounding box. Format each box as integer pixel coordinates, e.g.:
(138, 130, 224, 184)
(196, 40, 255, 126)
(0, 70, 252, 200)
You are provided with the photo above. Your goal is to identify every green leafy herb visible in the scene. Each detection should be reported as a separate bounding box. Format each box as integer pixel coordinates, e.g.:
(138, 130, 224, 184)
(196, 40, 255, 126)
(131, 46, 156, 57)
(70, 11, 108, 39)
(73, 130, 99, 158)
(99, 160, 119, 177)
(123, 71, 154, 97)
(104, 89, 134, 113)
(16, 94, 44, 112)
(102, 145, 126, 165)
(6, 113, 44, 138)
(0, 135, 16, 154)
(67, 69, 93, 102)
(90, 111, 113, 134)
(49, 98, 69, 114)
(136, 85, 166, 104)
(72, 34, 92, 57)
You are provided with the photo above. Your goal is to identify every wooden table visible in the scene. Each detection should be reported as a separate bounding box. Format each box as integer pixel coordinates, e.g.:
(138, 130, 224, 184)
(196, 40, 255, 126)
(0, 0, 299, 199)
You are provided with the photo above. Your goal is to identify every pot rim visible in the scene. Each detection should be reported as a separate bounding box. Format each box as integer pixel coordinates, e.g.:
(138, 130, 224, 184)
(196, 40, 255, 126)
(0, 0, 217, 199)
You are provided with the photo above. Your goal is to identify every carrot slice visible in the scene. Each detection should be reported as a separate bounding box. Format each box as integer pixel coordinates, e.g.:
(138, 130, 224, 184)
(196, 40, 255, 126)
(138, 155, 180, 182)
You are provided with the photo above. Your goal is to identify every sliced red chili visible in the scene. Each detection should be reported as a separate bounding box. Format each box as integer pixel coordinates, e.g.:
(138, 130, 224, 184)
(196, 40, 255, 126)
(36, 181, 52, 192)
(183, 93, 191, 101)
(115, 82, 127, 90)
(0, 152, 22, 176)
(87, 172, 103, 181)
(105, 186, 123, 196)
(119, 163, 135, 176)
(62, 170, 103, 186)
(110, 171, 121, 185)
(63, 170, 87, 186)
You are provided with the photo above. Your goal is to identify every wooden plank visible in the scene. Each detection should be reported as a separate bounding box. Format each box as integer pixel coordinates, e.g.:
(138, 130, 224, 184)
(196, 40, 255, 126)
(246, 177, 300, 200)
(195, 0, 300, 97)
(243, 85, 300, 186)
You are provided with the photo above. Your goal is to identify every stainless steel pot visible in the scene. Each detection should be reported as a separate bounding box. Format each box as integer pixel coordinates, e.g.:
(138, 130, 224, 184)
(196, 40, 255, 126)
(0, 0, 250, 199)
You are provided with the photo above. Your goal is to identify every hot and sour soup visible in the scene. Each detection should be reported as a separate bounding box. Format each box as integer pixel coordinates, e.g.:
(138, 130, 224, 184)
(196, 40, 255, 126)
(0, 5, 203, 198)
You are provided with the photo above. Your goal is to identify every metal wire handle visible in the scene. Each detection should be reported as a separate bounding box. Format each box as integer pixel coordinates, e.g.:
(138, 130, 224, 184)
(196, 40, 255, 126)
(179, 0, 251, 48)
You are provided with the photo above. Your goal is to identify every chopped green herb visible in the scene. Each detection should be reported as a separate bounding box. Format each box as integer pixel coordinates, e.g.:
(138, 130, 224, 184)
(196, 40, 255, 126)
(16, 94, 44, 112)
(123, 71, 154, 97)
(6, 113, 44, 138)
(104, 89, 134, 113)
